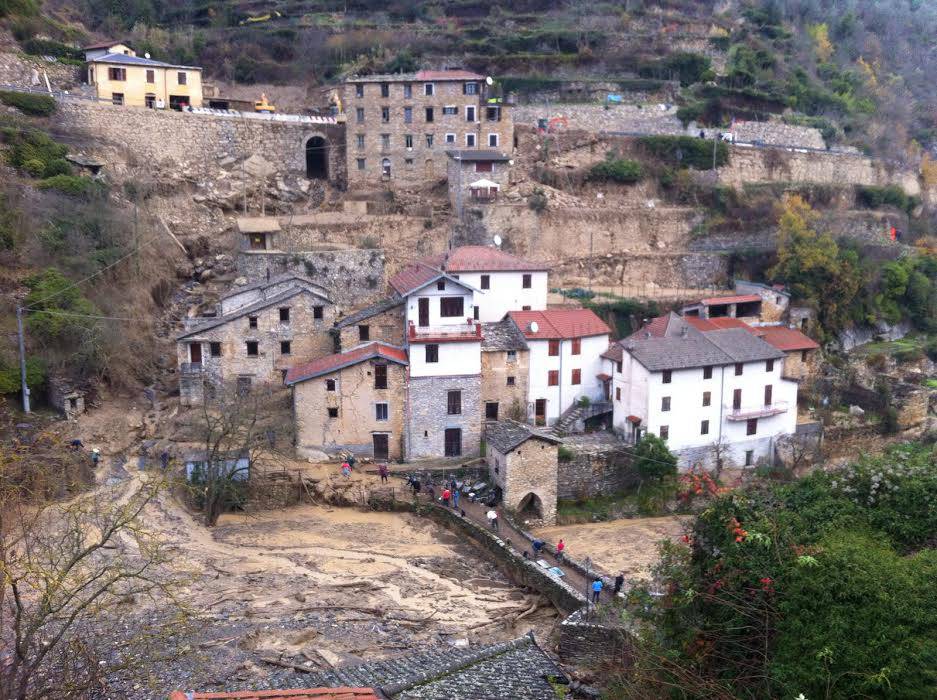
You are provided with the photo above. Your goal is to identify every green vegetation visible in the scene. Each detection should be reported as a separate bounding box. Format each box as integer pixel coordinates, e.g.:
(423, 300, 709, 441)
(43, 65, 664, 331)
(37, 175, 104, 199)
(2, 125, 69, 175)
(556, 479, 680, 523)
(0, 356, 44, 394)
(588, 156, 643, 184)
(0, 91, 56, 117)
(639, 52, 712, 87)
(856, 185, 921, 214)
(583, 295, 661, 339)
(0, 0, 38, 17)
(623, 442, 937, 699)
(21, 38, 83, 63)
(637, 135, 728, 170)
(633, 434, 678, 483)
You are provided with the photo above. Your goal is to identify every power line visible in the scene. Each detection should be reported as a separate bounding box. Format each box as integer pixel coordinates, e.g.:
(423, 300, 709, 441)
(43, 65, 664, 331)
(23, 309, 150, 323)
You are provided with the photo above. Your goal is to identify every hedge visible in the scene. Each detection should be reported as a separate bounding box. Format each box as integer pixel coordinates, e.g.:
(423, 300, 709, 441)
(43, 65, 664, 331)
(588, 158, 644, 184)
(637, 135, 729, 169)
(0, 90, 56, 117)
(37, 175, 104, 198)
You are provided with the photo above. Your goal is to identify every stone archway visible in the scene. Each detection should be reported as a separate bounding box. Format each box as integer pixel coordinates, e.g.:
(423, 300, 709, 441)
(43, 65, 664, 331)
(517, 492, 544, 519)
(305, 135, 328, 179)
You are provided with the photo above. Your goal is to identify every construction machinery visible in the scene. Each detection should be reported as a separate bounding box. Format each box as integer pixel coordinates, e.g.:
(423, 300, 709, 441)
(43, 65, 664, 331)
(254, 93, 276, 113)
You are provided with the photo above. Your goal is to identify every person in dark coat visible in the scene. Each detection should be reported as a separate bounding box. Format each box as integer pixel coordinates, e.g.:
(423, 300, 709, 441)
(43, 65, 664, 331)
(614, 572, 625, 595)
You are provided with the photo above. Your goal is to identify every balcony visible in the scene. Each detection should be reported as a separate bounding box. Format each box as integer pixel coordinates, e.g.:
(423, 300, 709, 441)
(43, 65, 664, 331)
(724, 401, 789, 420)
(180, 362, 204, 375)
(408, 320, 482, 343)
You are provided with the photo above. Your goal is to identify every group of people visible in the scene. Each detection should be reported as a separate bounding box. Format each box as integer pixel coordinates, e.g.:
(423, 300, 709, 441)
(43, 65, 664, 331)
(441, 478, 462, 509)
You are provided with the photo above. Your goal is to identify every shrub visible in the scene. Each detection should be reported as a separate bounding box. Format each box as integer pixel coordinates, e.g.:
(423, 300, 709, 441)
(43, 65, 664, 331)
(0, 90, 56, 117)
(528, 187, 548, 213)
(557, 445, 573, 462)
(894, 347, 925, 364)
(588, 158, 644, 184)
(20, 38, 83, 62)
(3, 126, 68, 174)
(633, 434, 677, 482)
(22, 158, 45, 177)
(637, 135, 728, 169)
(0, 0, 39, 18)
(856, 185, 919, 213)
(925, 338, 937, 362)
(42, 158, 71, 177)
(37, 175, 104, 198)
(866, 352, 888, 370)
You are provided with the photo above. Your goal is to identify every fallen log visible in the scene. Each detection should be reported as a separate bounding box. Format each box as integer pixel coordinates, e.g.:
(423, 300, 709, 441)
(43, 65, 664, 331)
(259, 657, 315, 674)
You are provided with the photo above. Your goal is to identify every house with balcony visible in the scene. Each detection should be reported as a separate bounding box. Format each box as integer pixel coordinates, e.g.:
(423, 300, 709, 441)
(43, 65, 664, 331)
(605, 312, 797, 469)
(446, 150, 512, 211)
(507, 309, 612, 427)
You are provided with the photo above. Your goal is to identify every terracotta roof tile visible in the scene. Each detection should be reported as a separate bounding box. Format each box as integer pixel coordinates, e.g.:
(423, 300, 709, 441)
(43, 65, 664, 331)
(509, 309, 610, 340)
(284, 343, 407, 385)
(442, 246, 548, 273)
(754, 325, 820, 351)
(685, 317, 751, 332)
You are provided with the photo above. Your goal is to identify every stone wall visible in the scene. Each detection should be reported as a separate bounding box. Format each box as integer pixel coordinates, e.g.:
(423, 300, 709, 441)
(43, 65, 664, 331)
(336, 304, 406, 352)
(480, 350, 529, 422)
(235, 250, 386, 309)
(52, 99, 347, 187)
(557, 436, 637, 500)
(406, 375, 482, 460)
(488, 437, 559, 525)
(558, 608, 634, 670)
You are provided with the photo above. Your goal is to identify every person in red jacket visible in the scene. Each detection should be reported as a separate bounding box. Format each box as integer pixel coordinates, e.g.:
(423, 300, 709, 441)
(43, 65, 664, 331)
(556, 538, 566, 561)
(442, 487, 451, 507)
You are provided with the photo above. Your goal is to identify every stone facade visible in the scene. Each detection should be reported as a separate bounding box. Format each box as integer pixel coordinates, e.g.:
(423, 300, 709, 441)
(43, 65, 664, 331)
(556, 435, 637, 500)
(558, 608, 634, 670)
(480, 349, 530, 422)
(52, 99, 347, 187)
(335, 301, 406, 352)
(292, 359, 407, 460)
(47, 375, 87, 419)
(406, 375, 481, 460)
(342, 74, 513, 188)
(487, 434, 559, 526)
(177, 289, 334, 406)
(447, 152, 513, 211)
(781, 348, 819, 381)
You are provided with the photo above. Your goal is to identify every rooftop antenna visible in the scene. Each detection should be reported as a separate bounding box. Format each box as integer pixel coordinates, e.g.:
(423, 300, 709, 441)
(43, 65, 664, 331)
(493, 234, 502, 248)
(485, 76, 494, 86)
(529, 321, 539, 334)
(144, 52, 150, 59)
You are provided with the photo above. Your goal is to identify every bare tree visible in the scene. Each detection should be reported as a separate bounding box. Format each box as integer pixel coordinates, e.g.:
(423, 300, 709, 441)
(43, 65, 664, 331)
(775, 433, 818, 475)
(709, 436, 732, 481)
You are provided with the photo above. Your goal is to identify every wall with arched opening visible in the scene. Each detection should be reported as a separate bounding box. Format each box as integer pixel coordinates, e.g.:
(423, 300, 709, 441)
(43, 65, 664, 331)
(517, 492, 544, 519)
(305, 135, 328, 179)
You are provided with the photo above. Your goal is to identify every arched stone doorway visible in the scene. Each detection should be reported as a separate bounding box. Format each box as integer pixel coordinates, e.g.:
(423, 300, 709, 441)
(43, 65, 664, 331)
(305, 136, 328, 179)
(517, 492, 543, 519)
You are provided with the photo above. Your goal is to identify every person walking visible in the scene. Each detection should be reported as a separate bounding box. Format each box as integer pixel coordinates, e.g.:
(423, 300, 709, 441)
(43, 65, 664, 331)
(614, 571, 625, 596)
(452, 486, 460, 509)
(442, 487, 451, 508)
(591, 578, 603, 604)
(379, 463, 389, 483)
(556, 538, 565, 560)
(91, 448, 100, 468)
(160, 450, 170, 471)
(532, 539, 545, 556)
(341, 461, 351, 478)
(487, 509, 499, 532)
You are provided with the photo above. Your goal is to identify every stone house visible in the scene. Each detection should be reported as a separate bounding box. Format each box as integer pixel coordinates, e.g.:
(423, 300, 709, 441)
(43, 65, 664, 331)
(680, 293, 764, 323)
(343, 69, 513, 187)
(286, 342, 409, 460)
(84, 42, 203, 109)
(752, 325, 820, 381)
(47, 375, 87, 420)
(733, 279, 791, 322)
(332, 296, 406, 352)
(480, 318, 529, 422)
(176, 275, 334, 406)
(446, 149, 512, 211)
(485, 420, 562, 525)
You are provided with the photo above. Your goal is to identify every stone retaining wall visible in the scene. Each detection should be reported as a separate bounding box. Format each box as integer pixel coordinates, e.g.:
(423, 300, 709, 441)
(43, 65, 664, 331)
(558, 608, 634, 669)
(557, 440, 638, 500)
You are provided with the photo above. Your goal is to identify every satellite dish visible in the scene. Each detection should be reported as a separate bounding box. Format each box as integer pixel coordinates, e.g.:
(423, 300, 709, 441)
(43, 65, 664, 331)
(493, 235, 502, 247)
(144, 52, 150, 59)
(486, 76, 494, 86)
(529, 321, 539, 334)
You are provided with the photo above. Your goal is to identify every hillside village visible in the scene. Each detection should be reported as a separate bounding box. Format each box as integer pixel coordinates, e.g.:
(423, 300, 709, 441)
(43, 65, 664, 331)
(0, 2, 936, 698)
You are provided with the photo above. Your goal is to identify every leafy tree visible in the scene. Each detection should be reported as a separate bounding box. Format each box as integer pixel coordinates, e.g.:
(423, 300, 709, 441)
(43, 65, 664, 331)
(24, 269, 100, 346)
(807, 22, 834, 62)
(633, 434, 677, 482)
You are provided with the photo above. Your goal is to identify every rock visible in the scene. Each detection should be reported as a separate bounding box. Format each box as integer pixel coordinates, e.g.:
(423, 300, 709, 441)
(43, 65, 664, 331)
(234, 276, 248, 286)
(848, 405, 865, 416)
(199, 269, 214, 282)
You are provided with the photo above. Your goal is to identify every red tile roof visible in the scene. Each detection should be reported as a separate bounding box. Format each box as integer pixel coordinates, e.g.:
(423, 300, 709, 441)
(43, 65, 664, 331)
(753, 325, 819, 351)
(284, 343, 408, 385)
(415, 69, 484, 81)
(699, 294, 762, 306)
(389, 262, 444, 296)
(83, 40, 126, 50)
(509, 309, 610, 340)
(631, 314, 819, 354)
(389, 247, 546, 295)
(170, 689, 380, 699)
(685, 317, 751, 332)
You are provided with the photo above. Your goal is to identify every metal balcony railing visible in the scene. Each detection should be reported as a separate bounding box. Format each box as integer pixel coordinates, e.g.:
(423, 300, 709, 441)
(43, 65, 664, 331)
(724, 401, 789, 420)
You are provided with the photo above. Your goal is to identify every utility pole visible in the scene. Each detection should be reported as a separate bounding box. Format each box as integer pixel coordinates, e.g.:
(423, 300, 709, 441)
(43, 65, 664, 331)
(713, 129, 719, 171)
(16, 306, 30, 413)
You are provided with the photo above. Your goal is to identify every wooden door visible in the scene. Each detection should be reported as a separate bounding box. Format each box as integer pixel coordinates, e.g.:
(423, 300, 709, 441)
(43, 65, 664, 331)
(534, 399, 547, 426)
(372, 434, 389, 460)
(444, 428, 462, 457)
(733, 388, 742, 410)
(189, 343, 202, 364)
(764, 384, 772, 406)
(418, 298, 430, 327)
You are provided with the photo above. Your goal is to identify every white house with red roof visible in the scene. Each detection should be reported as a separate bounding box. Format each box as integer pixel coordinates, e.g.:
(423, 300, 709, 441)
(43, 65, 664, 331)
(508, 309, 611, 426)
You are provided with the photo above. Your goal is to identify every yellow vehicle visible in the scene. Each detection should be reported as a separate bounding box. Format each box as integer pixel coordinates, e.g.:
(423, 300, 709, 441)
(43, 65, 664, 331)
(254, 93, 276, 113)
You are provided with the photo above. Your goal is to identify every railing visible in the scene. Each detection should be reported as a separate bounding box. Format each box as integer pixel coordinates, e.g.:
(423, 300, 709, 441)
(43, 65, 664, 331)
(724, 401, 789, 420)
(180, 362, 204, 375)
(408, 320, 482, 340)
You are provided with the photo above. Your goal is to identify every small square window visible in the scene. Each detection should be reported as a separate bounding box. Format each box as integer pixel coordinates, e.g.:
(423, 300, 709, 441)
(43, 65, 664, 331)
(703, 391, 711, 407)
(703, 365, 713, 379)
(465, 133, 476, 147)
(443, 105, 458, 115)
(357, 158, 366, 171)
(735, 363, 744, 376)
(745, 450, 754, 466)
(437, 280, 445, 291)
(209, 342, 221, 357)
(701, 419, 709, 435)
(766, 359, 775, 372)
(314, 306, 324, 320)
(464, 82, 478, 95)
(246, 341, 258, 356)
(279, 307, 290, 322)
(425, 344, 439, 363)
(359, 325, 370, 341)
(506, 350, 516, 361)
(746, 418, 758, 435)
(506, 376, 516, 386)
(248, 316, 258, 329)
(236, 376, 251, 395)
(424, 83, 434, 96)
(661, 396, 671, 411)
(326, 379, 336, 391)
(480, 274, 490, 290)
(375, 402, 388, 421)
(446, 133, 456, 144)
(662, 370, 672, 384)
(660, 425, 669, 440)
(548, 370, 559, 386)
(177, 71, 187, 85)
(522, 274, 532, 289)
(280, 340, 291, 355)
(355, 84, 364, 98)
(405, 158, 413, 167)
(327, 407, 339, 418)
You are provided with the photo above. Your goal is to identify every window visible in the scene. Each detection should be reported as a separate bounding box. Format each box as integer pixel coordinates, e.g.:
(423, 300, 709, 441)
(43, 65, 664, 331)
(425, 134, 434, 148)
(801, 349, 809, 362)
(404, 83, 412, 98)
(405, 157, 413, 167)
(522, 306, 531, 311)
(246, 341, 259, 356)
(440, 297, 464, 317)
(359, 325, 370, 341)
(443, 105, 458, 115)
(702, 391, 711, 407)
(522, 274, 532, 288)
(425, 344, 439, 363)
(703, 365, 713, 379)
(447, 390, 462, 415)
(701, 419, 710, 435)
(661, 396, 671, 411)
(488, 133, 499, 147)
(746, 418, 758, 436)
(436, 280, 445, 291)
(662, 370, 672, 384)
(326, 379, 336, 391)
(108, 67, 126, 81)
(548, 340, 560, 356)
(733, 388, 742, 410)
(327, 407, 339, 418)
(381, 133, 390, 149)
(473, 305, 479, 320)
(356, 158, 366, 171)
(464, 82, 478, 95)
(405, 134, 413, 148)
(314, 306, 323, 320)
(424, 83, 434, 96)
(745, 450, 754, 466)
(280, 340, 291, 355)
(249, 316, 258, 329)
(485, 402, 499, 420)
(404, 106, 413, 123)
(660, 425, 669, 440)
(425, 107, 434, 122)
(380, 82, 389, 97)
(279, 307, 290, 322)
(548, 370, 559, 386)
(375, 402, 388, 421)
(480, 274, 490, 289)
(571, 368, 581, 385)
(571, 338, 581, 355)
(374, 364, 387, 389)
(616, 387, 621, 401)
(146, 69, 155, 83)
(506, 350, 517, 362)
(475, 161, 493, 173)
(735, 362, 744, 376)
(236, 376, 251, 395)
(381, 107, 390, 123)
(356, 107, 364, 123)
(766, 359, 775, 372)
(355, 84, 364, 98)
(617, 361, 623, 373)
(177, 71, 187, 85)
(446, 133, 456, 144)
(486, 105, 501, 121)
(466, 106, 476, 122)
(356, 134, 365, 149)
(111, 92, 124, 105)
(764, 384, 773, 406)
(506, 376, 516, 386)
(465, 133, 476, 147)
